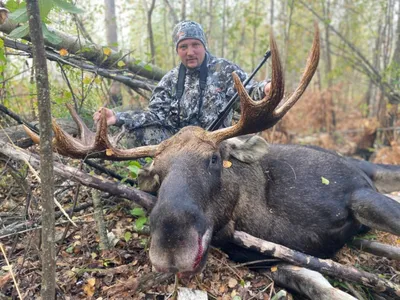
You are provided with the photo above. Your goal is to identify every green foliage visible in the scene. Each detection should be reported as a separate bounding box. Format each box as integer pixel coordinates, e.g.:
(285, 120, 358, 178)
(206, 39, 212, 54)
(130, 207, 148, 231)
(7, 0, 83, 44)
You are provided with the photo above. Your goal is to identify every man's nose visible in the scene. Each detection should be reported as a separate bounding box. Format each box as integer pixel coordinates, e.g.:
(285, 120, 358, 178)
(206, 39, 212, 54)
(187, 46, 195, 55)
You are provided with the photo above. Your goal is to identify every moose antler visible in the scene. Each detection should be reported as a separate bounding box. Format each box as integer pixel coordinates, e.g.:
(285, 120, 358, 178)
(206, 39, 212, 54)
(23, 104, 159, 160)
(208, 24, 320, 143)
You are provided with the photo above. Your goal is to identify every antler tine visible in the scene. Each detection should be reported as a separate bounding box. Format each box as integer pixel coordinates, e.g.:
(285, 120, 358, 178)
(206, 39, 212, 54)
(209, 25, 320, 143)
(209, 31, 286, 143)
(24, 104, 160, 160)
(66, 103, 96, 144)
(274, 23, 320, 118)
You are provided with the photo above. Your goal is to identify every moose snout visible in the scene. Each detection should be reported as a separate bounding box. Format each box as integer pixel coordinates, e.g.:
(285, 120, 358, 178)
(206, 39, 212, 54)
(149, 202, 213, 274)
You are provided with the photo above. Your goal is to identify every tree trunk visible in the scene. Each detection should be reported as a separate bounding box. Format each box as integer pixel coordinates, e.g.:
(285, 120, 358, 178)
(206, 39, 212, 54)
(143, 0, 156, 65)
(221, 0, 226, 58)
(104, 0, 123, 107)
(26, 0, 55, 299)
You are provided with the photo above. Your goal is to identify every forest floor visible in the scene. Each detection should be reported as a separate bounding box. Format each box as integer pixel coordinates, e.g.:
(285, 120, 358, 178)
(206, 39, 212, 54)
(0, 157, 399, 300)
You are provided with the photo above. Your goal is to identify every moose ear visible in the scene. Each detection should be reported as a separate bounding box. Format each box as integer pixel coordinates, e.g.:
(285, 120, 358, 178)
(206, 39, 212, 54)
(138, 161, 161, 193)
(222, 135, 269, 163)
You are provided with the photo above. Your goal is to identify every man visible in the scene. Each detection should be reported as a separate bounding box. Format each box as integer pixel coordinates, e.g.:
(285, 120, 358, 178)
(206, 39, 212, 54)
(94, 20, 271, 146)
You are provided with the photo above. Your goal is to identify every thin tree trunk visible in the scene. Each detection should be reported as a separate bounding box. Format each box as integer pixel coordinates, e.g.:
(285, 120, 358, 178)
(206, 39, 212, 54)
(104, 0, 122, 106)
(251, 0, 259, 70)
(26, 0, 55, 299)
(144, 0, 156, 65)
(181, 0, 186, 20)
(221, 0, 226, 57)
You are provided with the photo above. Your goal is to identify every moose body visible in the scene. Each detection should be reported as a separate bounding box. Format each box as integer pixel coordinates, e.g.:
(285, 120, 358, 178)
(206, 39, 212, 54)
(146, 131, 400, 275)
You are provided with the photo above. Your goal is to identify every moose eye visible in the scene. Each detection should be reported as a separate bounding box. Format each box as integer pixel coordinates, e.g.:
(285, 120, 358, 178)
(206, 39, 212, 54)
(211, 154, 219, 164)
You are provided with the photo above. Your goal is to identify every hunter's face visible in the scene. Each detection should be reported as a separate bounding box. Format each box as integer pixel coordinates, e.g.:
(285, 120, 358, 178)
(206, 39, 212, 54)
(177, 39, 206, 69)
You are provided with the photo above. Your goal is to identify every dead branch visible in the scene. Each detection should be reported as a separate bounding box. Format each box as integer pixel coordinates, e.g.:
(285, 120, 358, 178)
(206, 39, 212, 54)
(350, 239, 400, 261)
(2, 38, 157, 92)
(0, 140, 157, 211)
(233, 231, 400, 298)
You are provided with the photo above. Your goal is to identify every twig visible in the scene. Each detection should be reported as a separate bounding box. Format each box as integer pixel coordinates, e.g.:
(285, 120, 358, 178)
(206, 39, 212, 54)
(0, 243, 23, 299)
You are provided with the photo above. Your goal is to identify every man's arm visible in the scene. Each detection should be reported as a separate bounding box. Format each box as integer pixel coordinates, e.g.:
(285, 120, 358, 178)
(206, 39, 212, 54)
(94, 70, 176, 132)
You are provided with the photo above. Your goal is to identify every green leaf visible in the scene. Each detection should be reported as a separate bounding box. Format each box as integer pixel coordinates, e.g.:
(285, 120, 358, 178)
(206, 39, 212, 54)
(42, 23, 62, 45)
(8, 7, 28, 23)
(130, 207, 146, 217)
(0, 39, 3, 47)
(135, 216, 148, 230)
(321, 177, 330, 185)
(5, 0, 25, 12)
(8, 23, 29, 39)
(38, 0, 54, 19)
(53, 0, 84, 14)
(143, 64, 152, 71)
(66, 246, 74, 253)
(124, 231, 132, 242)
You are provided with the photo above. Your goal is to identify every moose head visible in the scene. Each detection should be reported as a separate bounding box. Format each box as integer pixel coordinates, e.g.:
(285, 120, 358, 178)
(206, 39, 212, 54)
(24, 26, 320, 276)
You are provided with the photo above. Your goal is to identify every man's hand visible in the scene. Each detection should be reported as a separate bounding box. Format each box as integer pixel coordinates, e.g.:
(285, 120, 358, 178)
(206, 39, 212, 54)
(93, 107, 117, 126)
(264, 81, 271, 95)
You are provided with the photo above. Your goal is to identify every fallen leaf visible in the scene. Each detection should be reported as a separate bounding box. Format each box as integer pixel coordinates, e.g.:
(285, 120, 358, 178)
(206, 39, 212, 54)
(228, 277, 238, 288)
(321, 176, 330, 185)
(223, 160, 232, 168)
(59, 48, 68, 56)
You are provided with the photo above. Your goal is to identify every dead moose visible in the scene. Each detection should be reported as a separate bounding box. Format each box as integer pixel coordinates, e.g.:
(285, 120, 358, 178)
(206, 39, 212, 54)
(25, 27, 400, 280)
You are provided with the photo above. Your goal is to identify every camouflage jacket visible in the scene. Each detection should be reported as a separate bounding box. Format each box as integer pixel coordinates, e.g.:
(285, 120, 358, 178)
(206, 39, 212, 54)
(115, 52, 267, 145)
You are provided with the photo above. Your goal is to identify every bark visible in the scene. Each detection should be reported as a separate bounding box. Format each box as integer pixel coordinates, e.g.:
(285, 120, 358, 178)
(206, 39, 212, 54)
(350, 239, 400, 261)
(26, 0, 55, 298)
(221, 0, 226, 58)
(0, 19, 165, 81)
(321, 0, 336, 132)
(163, 0, 178, 24)
(144, 0, 156, 65)
(104, 0, 123, 106)
(92, 189, 111, 250)
(181, 0, 186, 20)
(233, 231, 400, 298)
(265, 264, 356, 300)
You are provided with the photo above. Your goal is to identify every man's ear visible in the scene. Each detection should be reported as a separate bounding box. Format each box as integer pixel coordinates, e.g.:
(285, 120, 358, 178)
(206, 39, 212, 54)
(221, 135, 269, 163)
(138, 161, 160, 193)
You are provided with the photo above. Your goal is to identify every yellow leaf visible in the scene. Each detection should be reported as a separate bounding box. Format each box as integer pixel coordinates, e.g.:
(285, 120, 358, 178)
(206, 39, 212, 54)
(82, 77, 91, 84)
(103, 47, 112, 56)
(87, 277, 96, 287)
(83, 283, 95, 297)
(117, 60, 126, 67)
(271, 266, 278, 272)
(223, 160, 232, 168)
(59, 48, 68, 56)
(321, 177, 330, 185)
(106, 149, 114, 156)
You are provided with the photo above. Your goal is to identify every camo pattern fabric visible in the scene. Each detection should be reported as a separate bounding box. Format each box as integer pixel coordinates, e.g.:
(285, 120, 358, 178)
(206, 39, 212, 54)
(115, 52, 267, 147)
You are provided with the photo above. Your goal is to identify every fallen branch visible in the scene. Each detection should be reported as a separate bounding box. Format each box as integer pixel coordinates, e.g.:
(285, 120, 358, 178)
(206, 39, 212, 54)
(350, 239, 400, 261)
(264, 264, 356, 300)
(2, 38, 157, 92)
(0, 140, 157, 211)
(0, 20, 166, 81)
(233, 231, 400, 298)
